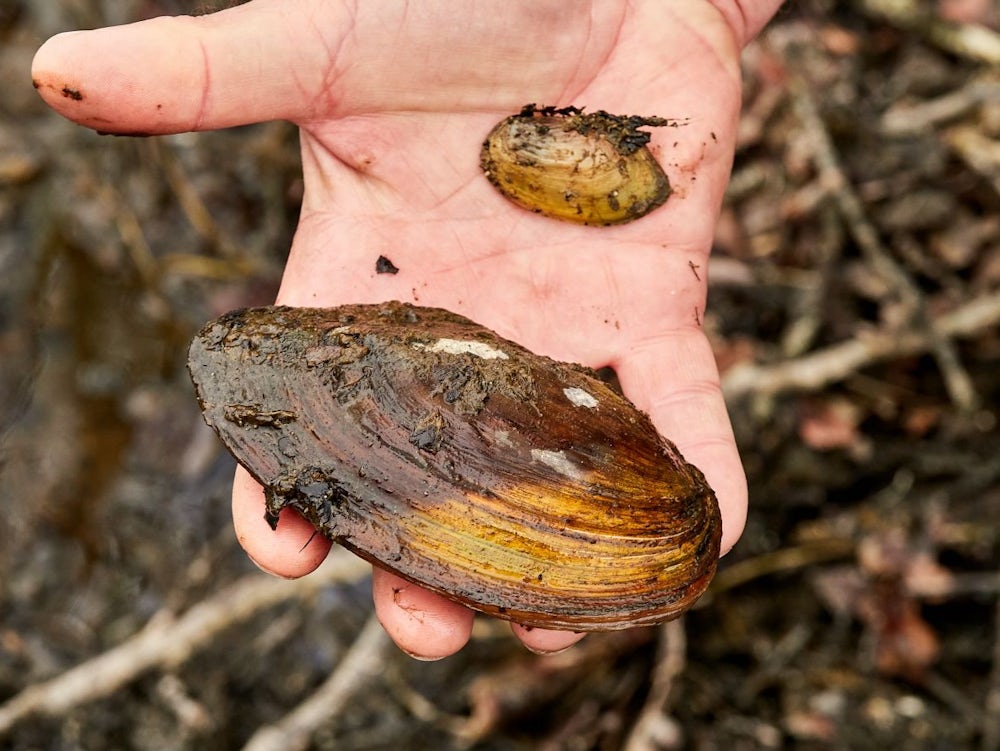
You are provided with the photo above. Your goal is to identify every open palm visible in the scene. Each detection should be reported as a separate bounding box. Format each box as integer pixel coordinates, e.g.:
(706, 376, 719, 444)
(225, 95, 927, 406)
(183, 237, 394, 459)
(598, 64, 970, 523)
(34, 0, 778, 658)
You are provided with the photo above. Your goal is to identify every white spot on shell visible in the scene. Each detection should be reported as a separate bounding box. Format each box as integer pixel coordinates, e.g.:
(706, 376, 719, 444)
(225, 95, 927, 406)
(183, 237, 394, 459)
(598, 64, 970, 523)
(493, 429, 514, 448)
(416, 338, 509, 360)
(563, 386, 598, 408)
(530, 449, 586, 481)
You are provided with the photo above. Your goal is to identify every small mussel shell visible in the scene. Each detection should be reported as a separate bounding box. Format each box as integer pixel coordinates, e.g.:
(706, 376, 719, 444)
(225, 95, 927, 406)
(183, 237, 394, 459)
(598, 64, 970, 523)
(481, 104, 672, 225)
(188, 302, 720, 630)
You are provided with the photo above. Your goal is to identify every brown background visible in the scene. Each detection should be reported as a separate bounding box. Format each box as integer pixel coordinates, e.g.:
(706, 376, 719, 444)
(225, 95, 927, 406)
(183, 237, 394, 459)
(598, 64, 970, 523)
(1, 1, 999, 748)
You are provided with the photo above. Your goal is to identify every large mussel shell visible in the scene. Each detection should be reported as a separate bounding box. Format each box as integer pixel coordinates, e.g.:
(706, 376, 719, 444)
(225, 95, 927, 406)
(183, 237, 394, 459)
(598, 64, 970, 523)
(188, 302, 720, 630)
(480, 104, 673, 225)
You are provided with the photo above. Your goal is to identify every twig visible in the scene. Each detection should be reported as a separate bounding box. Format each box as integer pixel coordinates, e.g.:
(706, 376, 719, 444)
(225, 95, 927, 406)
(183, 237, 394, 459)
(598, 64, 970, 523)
(385, 665, 470, 738)
(881, 77, 1000, 136)
(780, 205, 843, 357)
(454, 630, 652, 745)
(858, 0, 1000, 65)
(944, 125, 1000, 198)
(722, 287, 1000, 400)
(786, 66, 979, 411)
(154, 674, 213, 734)
(240, 614, 390, 751)
(706, 539, 855, 596)
(622, 619, 687, 751)
(735, 624, 812, 708)
(98, 181, 160, 289)
(0, 552, 369, 736)
(155, 138, 246, 261)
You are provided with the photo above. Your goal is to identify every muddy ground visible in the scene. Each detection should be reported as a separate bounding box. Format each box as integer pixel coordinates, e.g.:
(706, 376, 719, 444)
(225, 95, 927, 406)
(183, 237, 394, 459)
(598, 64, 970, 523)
(2, 1, 999, 749)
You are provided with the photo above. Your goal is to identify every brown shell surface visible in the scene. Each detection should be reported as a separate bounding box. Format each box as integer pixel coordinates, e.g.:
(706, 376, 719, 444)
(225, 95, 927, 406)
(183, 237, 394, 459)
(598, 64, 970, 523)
(480, 105, 672, 225)
(188, 302, 721, 630)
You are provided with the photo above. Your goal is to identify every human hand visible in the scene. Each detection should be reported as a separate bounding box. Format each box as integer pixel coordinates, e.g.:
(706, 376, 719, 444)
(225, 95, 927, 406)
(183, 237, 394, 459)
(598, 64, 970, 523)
(33, 0, 782, 658)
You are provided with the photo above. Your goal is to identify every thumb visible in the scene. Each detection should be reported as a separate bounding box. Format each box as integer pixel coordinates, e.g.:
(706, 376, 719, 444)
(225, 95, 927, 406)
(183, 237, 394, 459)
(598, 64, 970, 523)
(30, 0, 335, 135)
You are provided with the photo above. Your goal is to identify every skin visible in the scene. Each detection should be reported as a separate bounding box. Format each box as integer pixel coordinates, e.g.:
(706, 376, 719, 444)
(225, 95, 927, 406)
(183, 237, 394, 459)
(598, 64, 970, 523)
(33, 0, 785, 659)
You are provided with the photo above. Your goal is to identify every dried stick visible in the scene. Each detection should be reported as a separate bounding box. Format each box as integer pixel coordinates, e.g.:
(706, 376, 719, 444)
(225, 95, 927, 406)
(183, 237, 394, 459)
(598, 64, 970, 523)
(859, 0, 1000, 65)
(0, 552, 369, 736)
(780, 205, 843, 358)
(156, 139, 246, 262)
(786, 65, 979, 411)
(241, 614, 389, 751)
(722, 287, 1000, 399)
(706, 539, 855, 596)
(622, 619, 687, 751)
(881, 78, 1000, 136)
(944, 125, 1000, 198)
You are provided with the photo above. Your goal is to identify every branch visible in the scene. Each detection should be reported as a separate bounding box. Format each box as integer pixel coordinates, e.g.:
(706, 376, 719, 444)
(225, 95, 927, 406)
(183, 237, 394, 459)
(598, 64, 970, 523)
(858, 0, 1000, 65)
(0, 552, 369, 736)
(785, 64, 978, 410)
(722, 288, 1000, 400)
(240, 615, 389, 751)
(622, 619, 687, 751)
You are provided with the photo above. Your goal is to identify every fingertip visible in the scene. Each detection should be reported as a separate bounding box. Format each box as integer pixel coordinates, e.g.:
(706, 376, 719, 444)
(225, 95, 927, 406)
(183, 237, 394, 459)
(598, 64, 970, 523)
(510, 623, 586, 655)
(31, 32, 89, 120)
(32, 20, 197, 134)
(232, 466, 332, 578)
(613, 331, 748, 555)
(372, 569, 474, 660)
(686, 440, 748, 555)
(31, 4, 312, 135)
(31, 31, 79, 83)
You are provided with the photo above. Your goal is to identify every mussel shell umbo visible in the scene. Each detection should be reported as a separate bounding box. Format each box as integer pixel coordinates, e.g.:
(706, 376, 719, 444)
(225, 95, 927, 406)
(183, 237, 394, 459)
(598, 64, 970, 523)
(480, 104, 673, 225)
(188, 302, 720, 630)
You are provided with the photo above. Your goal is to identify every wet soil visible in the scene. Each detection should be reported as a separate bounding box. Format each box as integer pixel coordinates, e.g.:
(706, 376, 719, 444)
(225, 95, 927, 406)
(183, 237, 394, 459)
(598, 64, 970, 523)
(2, 1, 999, 749)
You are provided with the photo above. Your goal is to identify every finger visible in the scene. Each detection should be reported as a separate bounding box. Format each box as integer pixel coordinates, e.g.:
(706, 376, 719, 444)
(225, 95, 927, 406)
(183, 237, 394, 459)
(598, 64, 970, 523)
(613, 329, 747, 554)
(231, 466, 332, 578)
(510, 624, 586, 655)
(372, 568, 474, 660)
(31, 0, 329, 134)
(31, 1, 614, 136)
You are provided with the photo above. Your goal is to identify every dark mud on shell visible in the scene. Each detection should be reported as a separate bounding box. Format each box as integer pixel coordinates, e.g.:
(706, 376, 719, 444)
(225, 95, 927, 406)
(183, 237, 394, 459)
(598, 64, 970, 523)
(188, 303, 721, 630)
